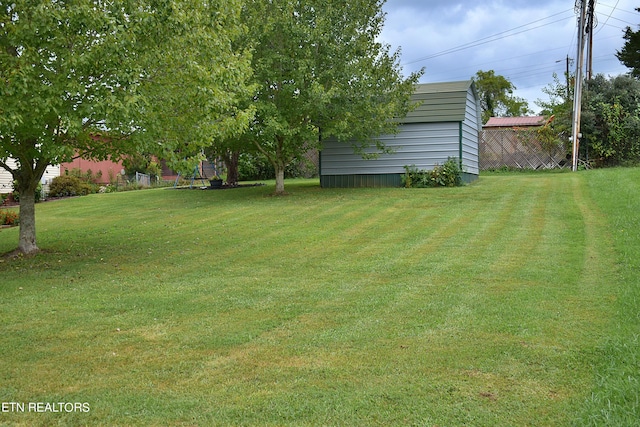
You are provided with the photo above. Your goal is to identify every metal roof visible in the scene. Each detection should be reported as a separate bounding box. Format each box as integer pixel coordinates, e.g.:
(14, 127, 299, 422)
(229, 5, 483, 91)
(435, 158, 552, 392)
(403, 80, 477, 124)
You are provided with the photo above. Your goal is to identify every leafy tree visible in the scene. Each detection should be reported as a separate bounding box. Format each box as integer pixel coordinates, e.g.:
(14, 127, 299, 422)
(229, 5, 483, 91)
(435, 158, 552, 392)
(205, 131, 257, 187)
(473, 70, 531, 123)
(239, 0, 422, 195)
(136, 1, 254, 177)
(536, 72, 574, 152)
(581, 74, 640, 165)
(0, 0, 252, 255)
(537, 72, 573, 118)
(538, 73, 640, 165)
(616, 8, 640, 78)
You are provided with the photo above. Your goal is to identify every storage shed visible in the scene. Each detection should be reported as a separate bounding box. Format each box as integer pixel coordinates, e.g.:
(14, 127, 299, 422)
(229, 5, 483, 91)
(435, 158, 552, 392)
(320, 80, 481, 187)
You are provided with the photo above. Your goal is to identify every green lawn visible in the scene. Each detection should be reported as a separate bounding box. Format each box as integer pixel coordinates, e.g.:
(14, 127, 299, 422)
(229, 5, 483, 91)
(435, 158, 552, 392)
(1, 169, 638, 426)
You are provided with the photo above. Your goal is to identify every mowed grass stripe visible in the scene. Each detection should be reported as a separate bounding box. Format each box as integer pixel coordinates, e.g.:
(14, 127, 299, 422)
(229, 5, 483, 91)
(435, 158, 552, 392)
(0, 173, 627, 426)
(387, 176, 545, 285)
(575, 168, 640, 425)
(174, 177, 602, 425)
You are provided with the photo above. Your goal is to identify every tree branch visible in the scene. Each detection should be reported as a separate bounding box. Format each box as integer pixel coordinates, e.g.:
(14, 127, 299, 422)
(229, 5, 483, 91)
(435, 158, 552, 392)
(0, 160, 15, 176)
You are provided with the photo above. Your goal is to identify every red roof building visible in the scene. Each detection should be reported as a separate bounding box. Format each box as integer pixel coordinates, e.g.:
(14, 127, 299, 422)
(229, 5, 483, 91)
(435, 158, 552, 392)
(484, 116, 545, 128)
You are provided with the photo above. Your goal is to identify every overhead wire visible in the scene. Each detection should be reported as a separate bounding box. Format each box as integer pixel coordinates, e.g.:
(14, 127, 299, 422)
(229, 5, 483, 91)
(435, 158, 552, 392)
(403, 9, 575, 66)
(401, 1, 634, 73)
(390, 2, 632, 109)
(596, 0, 621, 34)
(408, 13, 577, 85)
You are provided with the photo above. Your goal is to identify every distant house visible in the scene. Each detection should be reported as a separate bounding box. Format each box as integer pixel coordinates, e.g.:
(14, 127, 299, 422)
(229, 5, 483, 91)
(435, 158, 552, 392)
(2, 133, 123, 193)
(320, 80, 481, 188)
(480, 115, 566, 170)
(484, 116, 546, 128)
(0, 159, 60, 194)
(60, 158, 124, 184)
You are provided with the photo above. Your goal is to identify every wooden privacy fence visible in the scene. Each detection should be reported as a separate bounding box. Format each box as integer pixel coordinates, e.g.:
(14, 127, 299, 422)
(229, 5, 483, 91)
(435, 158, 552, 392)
(480, 128, 568, 170)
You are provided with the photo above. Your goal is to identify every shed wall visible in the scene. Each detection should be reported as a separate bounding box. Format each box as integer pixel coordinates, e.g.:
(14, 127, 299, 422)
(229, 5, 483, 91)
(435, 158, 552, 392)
(321, 122, 462, 176)
(319, 81, 480, 188)
(460, 88, 480, 175)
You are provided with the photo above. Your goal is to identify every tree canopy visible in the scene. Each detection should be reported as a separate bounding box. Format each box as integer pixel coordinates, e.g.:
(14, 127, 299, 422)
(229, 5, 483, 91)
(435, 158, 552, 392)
(581, 74, 640, 165)
(473, 70, 531, 124)
(134, 1, 254, 176)
(0, 0, 252, 254)
(616, 8, 640, 78)
(536, 72, 574, 149)
(238, 0, 422, 194)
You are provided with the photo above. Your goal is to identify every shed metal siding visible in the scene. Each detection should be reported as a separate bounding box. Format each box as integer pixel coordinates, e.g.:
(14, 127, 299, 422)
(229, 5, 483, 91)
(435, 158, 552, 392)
(320, 80, 480, 187)
(320, 174, 402, 188)
(460, 87, 480, 175)
(321, 122, 462, 175)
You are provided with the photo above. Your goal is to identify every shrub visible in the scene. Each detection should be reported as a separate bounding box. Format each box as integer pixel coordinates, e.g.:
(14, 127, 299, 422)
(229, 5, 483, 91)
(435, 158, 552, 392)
(66, 167, 103, 184)
(238, 153, 273, 181)
(0, 209, 19, 226)
(49, 175, 94, 197)
(122, 154, 161, 182)
(99, 185, 118, 193)
(402, 158, 464, 188)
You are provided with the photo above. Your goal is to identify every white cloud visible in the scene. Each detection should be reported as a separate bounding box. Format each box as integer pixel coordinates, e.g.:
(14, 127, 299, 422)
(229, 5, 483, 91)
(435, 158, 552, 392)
(381, 0, 637, 113)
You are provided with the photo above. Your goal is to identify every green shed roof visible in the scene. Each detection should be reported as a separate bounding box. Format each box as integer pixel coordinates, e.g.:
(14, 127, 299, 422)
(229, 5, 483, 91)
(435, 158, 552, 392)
(403, 80, 477, 124)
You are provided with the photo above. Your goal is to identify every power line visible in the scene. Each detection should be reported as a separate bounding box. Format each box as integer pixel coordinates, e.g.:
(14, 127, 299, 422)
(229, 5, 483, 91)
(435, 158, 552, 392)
(418, 34, 623, 87)
(596, 0, 621, 34)
(424, 45, 570, 79)
(387, 2, 630, 111)
(403, 9, 574, 66)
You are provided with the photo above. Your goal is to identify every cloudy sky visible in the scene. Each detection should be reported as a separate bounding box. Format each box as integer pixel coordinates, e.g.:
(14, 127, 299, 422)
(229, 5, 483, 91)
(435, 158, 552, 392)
(380, 0, 638, 114)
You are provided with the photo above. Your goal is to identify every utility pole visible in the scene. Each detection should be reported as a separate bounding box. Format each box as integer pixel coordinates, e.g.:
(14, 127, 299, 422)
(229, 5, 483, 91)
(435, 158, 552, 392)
(586, 0, 596, 80)
(571, 0, 588, 172)
(566, 55, 571, 99)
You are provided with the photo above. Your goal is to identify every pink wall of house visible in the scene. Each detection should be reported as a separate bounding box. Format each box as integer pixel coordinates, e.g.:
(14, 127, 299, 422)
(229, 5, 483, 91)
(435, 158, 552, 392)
(60, 158, 124, 184)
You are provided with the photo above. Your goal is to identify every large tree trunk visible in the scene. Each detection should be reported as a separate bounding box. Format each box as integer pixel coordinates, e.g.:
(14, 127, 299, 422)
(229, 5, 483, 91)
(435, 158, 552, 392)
(274, 165, 285, 195)
(14, 153, 46, 255)
(17, 190, 38, 254)
(256, 136, 289, 195)
(224, 150, 240, 187)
